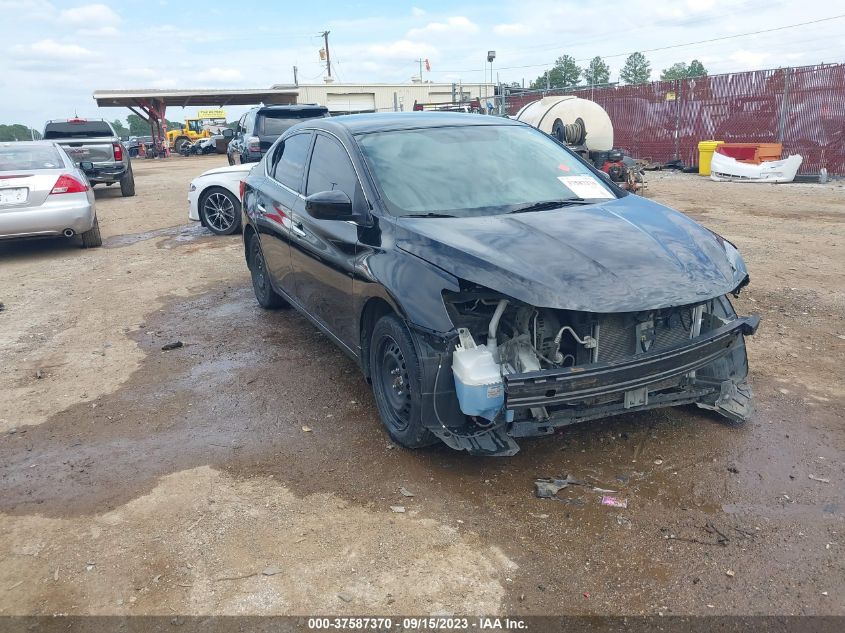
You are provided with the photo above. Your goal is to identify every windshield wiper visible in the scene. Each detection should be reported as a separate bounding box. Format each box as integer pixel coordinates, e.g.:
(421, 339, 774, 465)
(403, 212, 457, 218)
(507, 198, 593, 214)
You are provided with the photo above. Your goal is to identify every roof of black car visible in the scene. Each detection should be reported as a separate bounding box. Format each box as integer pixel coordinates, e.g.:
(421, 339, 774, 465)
(256, 104, 328, 112)
(310, 112, 522, 134)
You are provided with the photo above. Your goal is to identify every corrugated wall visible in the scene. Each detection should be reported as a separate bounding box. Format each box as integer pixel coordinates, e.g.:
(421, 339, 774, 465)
(507, 63, 845, 175)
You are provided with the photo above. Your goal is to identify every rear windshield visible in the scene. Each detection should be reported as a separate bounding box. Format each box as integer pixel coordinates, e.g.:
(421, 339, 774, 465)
(0, 145, 65, 170)
(258, 110, 327, 136)
(44, 121, 112, 139)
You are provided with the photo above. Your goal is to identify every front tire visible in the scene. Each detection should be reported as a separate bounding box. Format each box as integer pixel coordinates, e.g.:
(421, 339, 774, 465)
(248, 234, 288, 309)
(369, 314, 437, 449)
(80, 216, 102, 248)
(174, 136, 190, 154)
(199, 187, 241, 235)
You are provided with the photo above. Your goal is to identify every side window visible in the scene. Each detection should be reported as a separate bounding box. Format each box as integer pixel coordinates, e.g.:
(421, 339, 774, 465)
(237, 115, 246, 134)
(306, 134, 360, 203)
(272, 133, 312, 192)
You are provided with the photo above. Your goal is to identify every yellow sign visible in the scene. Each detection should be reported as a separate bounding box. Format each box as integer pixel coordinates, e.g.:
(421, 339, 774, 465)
(665, 91, 676, 101)
(197, 108, 226, 118)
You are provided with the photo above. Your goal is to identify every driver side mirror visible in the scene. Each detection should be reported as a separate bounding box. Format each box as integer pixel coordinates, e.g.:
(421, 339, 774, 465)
(305, 190, 353, 221)
(222, 128, 234, 138)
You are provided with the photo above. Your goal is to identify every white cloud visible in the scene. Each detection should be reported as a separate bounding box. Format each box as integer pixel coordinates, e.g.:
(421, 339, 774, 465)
(367, 39, 438, 59)
(196, 67, 244, 83)
(12, 38, 95, 59)
(411, 7, 425, 17)
(493, 22, 530, 36)
(59, 3, 121, 28)
(729, 49, 770, 69)
(408, 16, 479, 40)
(77, 25, 120, 37)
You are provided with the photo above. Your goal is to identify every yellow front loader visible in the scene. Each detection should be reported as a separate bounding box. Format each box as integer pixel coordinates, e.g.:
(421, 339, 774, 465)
(167, 109, 227, 153)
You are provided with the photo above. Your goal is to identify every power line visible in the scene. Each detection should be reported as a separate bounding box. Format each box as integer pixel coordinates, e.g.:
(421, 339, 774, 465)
(428, 13, 845, 74)
(509, 0, 782, 54)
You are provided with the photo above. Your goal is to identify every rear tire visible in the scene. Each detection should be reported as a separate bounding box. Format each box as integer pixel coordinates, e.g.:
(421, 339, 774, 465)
(120, 167, 135, 197)
(80, 216, 102, 248)
(369, 314, 437, 449)
(248, 234, 288, 309)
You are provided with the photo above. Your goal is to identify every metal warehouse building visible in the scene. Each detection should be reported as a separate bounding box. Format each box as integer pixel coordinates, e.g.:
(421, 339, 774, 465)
(272, 81, 495, 113)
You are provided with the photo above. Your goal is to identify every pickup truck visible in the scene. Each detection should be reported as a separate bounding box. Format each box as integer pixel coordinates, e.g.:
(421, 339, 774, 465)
(43, 118, 135, 197)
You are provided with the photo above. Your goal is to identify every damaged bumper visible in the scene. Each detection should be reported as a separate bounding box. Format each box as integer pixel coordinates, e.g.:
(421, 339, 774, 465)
(423, 312, 759, 457)
(504, 315, 759, 408)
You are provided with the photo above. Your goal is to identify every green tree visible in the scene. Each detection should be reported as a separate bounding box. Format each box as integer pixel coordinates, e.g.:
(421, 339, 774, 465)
(0, 124, 40, 141)
(126, 114, 182, 136)
(127, 114, 149, 136)
(687, 59, 707, 77)
(531, 54, 581, 89)
(620, 52, 651, 84)
(111, 118, 129, 137)
(660, 62, 690, 81)
(583, 56, 611, 86)
(660, 59, 708, 81)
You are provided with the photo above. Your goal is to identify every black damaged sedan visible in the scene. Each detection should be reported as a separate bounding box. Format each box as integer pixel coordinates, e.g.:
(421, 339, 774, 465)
(240, 113, 759, 456)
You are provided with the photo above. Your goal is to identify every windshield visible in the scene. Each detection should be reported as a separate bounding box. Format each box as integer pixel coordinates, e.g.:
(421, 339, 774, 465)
(44, 121, 112, 139)
(0, 144, 65, 171)
(357, 124, 617, 217)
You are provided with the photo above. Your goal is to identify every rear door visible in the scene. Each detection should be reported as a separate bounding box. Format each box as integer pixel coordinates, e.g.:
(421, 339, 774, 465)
(253, 131, 313, 297)
(288, 132, 362, 348)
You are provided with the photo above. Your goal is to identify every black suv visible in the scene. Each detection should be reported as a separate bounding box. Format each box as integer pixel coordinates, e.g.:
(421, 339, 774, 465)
(227, 104, 329, 165)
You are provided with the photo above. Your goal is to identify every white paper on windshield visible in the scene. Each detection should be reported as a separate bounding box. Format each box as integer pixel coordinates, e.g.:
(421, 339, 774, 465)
(557, 176, 614, 199)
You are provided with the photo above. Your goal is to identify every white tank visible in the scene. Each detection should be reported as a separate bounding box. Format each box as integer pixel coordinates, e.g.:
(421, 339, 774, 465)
(515, 95, 614, 151)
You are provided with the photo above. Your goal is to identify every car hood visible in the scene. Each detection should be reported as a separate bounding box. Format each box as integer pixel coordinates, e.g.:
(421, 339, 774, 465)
(394, 195, 748, 313)
(199, 163, 253, 178)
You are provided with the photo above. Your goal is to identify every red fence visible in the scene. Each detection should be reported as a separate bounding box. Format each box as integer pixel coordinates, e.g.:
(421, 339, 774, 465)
(506, 63, 845, 175)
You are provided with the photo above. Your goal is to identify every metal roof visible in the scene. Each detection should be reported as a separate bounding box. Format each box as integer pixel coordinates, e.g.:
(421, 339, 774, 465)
(92, 88, 299, 108)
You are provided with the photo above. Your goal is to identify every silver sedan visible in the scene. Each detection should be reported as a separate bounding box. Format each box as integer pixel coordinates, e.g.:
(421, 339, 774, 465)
(0, 141, 101, 247)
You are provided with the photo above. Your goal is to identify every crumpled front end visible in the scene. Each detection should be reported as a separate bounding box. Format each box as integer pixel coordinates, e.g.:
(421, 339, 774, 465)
(422, 285, 759, 456)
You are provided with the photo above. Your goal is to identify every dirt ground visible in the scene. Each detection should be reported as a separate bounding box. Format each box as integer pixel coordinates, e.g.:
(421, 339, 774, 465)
(0, 156, 842, 617)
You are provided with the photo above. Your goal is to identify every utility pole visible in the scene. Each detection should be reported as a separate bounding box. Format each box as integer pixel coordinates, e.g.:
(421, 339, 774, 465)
(293, 65, 298, 86)
(321, 30, 331, 78)
(417, 58, 423, 81)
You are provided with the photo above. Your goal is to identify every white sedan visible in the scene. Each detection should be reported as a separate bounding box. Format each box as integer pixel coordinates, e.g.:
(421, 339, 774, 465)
(188, 162, 253, 235)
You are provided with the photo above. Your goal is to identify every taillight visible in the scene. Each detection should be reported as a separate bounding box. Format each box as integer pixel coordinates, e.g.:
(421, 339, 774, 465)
(247, 136, 260, 151)
(113, 143, 123, 161)
(239, 180, 246, 199)
(51, 174, 89, 195)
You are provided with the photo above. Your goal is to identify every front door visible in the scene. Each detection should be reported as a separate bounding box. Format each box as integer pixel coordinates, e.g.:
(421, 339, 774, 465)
(289, 132, 363, 349)
(254, 131, 313, 297)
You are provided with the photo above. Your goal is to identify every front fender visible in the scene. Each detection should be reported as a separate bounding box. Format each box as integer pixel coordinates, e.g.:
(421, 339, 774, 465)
(356, 245, 460, 334)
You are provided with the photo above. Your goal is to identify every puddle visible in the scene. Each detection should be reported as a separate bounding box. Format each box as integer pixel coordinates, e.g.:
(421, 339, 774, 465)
(104, 224, 212, 248)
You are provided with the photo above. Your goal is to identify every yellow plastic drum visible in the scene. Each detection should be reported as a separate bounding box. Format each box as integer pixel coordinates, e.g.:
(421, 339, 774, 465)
(698, 140, 725, 176)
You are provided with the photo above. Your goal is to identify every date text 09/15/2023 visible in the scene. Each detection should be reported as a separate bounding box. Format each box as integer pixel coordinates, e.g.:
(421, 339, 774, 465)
(307, 616, 528, 630)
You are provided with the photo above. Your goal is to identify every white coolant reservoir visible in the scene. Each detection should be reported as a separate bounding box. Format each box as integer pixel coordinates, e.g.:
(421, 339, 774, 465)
(452, 328, 505, 421)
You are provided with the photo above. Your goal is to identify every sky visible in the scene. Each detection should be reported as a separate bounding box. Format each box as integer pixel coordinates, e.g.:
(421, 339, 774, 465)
(2, 0, 844, 129)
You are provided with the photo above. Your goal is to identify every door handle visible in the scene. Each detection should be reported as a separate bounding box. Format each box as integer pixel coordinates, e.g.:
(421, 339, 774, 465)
(256, 203, 267, 215)
(290, 221, 307, 238)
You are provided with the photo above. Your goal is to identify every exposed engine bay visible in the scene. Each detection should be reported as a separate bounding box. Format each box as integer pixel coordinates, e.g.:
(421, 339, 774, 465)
(439, 284, 758, 454)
